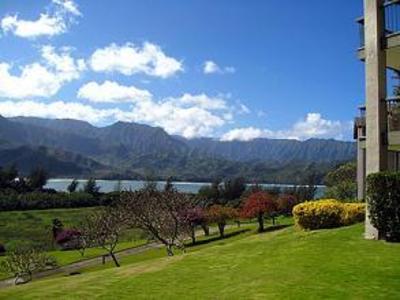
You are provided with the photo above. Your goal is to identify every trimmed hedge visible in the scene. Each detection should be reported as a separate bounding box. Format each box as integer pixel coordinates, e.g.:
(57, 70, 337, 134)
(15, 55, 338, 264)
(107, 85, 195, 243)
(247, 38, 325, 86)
(367, 172, 400, 242)
(293, 199, 365, 230)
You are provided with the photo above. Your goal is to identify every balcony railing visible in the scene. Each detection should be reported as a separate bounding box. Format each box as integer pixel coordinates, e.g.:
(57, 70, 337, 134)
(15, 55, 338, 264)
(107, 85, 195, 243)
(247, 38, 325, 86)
(358, 0, 400, 48)
(388, 95, 400, 131)
(355, 96, 400, 136)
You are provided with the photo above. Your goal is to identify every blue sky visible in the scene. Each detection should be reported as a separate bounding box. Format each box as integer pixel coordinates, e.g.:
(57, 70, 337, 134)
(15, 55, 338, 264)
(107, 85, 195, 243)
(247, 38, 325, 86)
(0, 0, 366, 140)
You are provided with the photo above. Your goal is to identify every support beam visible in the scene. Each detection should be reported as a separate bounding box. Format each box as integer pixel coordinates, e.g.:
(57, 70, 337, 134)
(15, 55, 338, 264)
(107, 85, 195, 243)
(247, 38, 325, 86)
(364, 0, 388, 239)
(357, 136, 366, 201)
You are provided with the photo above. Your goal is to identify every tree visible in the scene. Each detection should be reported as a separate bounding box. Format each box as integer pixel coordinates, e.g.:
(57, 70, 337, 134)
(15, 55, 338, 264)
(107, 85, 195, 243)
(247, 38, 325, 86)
(120, 188, 191, 256)
(181, 206, 207, 244)
(67, 179, 79, 193)
(277, 194, 298, 216)
(28, 167, 48, 190)
(81, 207, 126, 267)
(198, 178, 221, 205)
(0, 164, 18, 189)
(221, 177, 246, 204)
(241, 192, 277, 232)
(0, 247, 57, 284)
(83, 178, 100, 195)
(324, 162, 357, 201)
(206, 205, 238, 238)
(164, 176, 175, 192)
(51, 218, 64, 240)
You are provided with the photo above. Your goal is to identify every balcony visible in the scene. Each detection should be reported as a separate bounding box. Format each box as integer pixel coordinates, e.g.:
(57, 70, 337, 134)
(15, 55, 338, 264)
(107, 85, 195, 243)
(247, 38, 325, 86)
(357, 0, 400, 71)
(354, 96, 400, 149)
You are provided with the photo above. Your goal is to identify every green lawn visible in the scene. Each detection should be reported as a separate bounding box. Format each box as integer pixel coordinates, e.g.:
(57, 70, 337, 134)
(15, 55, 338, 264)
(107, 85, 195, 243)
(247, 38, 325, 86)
(1, 222, 400, 299)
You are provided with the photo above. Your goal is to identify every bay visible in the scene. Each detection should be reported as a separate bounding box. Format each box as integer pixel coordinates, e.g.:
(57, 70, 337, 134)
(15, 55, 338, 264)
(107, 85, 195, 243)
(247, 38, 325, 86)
(46, 179, 325, 198)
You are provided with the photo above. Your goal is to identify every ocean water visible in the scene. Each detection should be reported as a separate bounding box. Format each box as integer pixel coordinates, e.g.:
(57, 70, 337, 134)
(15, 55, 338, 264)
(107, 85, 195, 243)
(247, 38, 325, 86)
(46, 179, 326, 198)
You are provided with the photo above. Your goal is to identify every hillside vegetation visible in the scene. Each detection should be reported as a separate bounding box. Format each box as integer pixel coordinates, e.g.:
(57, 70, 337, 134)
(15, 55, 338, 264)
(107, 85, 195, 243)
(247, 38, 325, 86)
(0, 116, 355, 182)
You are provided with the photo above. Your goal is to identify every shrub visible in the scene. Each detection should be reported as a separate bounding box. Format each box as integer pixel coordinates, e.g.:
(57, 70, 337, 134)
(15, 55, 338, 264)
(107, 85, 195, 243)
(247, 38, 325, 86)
(341, 203, 365, 225)
(55, 229, 82, 250)
(293, 199, 365, 230)
(367, 172, 400, 242)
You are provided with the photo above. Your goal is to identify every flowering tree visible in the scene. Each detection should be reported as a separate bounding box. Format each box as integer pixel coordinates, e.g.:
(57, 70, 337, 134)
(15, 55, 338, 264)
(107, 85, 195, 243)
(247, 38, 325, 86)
(181, 206, 208, 244)
(241, 192, 277, 232)
(0, 247, 57, 284)
(207, 205, 238, 238)
(120, 189, 192, 256)
(81, 207, 126, 267)
(277, 194, 298, 216)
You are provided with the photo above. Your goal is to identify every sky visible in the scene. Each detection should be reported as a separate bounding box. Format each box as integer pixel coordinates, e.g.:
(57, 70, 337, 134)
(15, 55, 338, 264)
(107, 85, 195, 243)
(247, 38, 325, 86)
(0, 0, 366, 141)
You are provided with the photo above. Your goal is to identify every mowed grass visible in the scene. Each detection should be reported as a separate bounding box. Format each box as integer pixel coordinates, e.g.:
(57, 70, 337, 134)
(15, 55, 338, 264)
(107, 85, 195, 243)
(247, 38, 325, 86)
(1, 222, 400, 299)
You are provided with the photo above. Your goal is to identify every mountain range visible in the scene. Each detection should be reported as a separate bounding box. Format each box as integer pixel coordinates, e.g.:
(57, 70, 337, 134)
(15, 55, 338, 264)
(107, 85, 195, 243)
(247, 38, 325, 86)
(0, 115, 356, 184)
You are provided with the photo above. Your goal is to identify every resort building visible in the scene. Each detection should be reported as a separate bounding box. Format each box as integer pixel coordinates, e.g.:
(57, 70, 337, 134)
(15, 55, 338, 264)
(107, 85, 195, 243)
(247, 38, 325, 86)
(354, 0, 400, 239)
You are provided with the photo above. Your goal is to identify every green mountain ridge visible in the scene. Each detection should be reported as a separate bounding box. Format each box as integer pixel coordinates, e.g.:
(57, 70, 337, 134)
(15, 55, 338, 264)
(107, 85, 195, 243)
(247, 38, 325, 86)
(0, 116, 356, 183)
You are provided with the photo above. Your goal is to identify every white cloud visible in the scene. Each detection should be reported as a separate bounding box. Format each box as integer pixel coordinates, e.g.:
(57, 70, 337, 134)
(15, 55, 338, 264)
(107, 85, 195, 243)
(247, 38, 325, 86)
(0, 100, 117, 124)
(221, 127, 271, 142)
(1, 0, 81, 38)
(0, 46, 85, 99)
(167, 93, 228, 110)
(203, 60, 235, 75)
(89, 42, 183, 78)
(52, 0, 82, 16)
(0, 92, 232, 139)
(221, 113, 351, 141)
(77, 81, 152, 103)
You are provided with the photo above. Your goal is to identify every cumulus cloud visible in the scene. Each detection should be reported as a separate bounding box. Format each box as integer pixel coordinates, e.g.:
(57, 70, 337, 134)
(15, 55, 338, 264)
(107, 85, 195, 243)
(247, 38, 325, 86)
(203, 60, 235, 75)
(221, 127, 271, 142)
(1, 0, 81, 38)
(0, 91, 233, 138)
(221, 113, 351, 141)
(0, 46, 85, 99)
(77, 81, 152, 103)
(114, 92, 231, 138)
(89, 42, 183, 78)
(0, 100, 118, 124)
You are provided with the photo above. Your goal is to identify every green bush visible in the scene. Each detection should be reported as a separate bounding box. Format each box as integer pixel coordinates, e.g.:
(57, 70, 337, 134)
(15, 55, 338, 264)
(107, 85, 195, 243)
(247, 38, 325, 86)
(293, 199, 365, 230)
(0, 191, 108, 211)
(367, 172, 400, 242)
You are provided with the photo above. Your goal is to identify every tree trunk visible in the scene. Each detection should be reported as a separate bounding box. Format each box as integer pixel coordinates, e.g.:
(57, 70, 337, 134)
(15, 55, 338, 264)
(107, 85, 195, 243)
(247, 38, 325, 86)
(191, 226, 196, 244)
(257, 213, 264, 232)
(218, 223, 225, 238)
(201, 223, 210, 236)
(110, 252, 120, 267)
(166, 244, 174, 256)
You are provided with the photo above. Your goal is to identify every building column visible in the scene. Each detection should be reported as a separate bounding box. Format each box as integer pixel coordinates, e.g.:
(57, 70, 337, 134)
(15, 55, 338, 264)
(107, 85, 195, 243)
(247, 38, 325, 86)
(364, 0, 388, 239)
(357, 135, 366, 201)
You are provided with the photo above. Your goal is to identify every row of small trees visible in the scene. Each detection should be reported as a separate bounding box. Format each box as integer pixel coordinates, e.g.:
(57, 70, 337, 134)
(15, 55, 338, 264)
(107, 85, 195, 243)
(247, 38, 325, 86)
(63, 186, 299, 266)
(1, 185, 300, 283)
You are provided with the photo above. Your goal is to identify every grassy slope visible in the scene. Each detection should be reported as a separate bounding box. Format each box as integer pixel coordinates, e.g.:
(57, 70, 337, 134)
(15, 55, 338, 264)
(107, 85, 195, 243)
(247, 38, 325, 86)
(0, 208, 146, 279)
(1, 223, 400, 299)
(0, 208, 96, 249)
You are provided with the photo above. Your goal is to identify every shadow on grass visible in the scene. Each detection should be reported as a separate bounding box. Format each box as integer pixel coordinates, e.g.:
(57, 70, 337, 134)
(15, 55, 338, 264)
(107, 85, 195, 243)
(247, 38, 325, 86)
(258, 224, 292, 234)
(187, 228, 251, 248)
